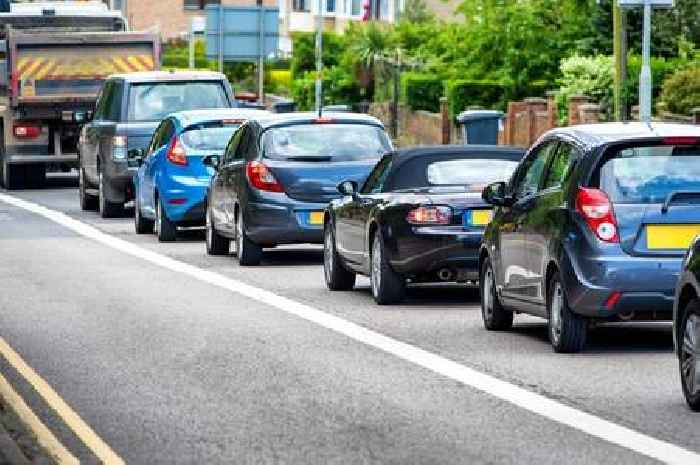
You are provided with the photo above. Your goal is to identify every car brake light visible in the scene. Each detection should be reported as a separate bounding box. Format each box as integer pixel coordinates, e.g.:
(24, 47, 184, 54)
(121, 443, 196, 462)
(112, 135, 127, 160)
(246, 161, 283, 192)
(406, 206, 452, 225)
(663, 137, 699, 146)
(166, 137, 187, 166)
(314, 116, 335, 124)
(576, 187, 619, 243)
(13, 124, 41, 139)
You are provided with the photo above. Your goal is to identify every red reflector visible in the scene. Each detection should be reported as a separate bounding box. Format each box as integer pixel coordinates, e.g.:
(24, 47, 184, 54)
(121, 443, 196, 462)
(604, 291, 622, 310)
(13, 124, 41, 139)
(168, 198, 187, 205)
(663, 137, 699, 146)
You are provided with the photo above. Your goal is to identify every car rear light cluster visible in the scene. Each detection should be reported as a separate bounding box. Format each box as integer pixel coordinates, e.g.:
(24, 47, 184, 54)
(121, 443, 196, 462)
(13, 124, 41, 139)
(406, 206, 452, 225)
(576, 187, 619, 243)
(246, 161, 283, 192)
(112, 135, 127, 160)
(166, 137, 188, 166)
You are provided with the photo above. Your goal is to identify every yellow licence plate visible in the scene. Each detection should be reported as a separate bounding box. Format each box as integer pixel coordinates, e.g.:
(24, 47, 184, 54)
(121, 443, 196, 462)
(470, 209, 493, 226)
(646, 224, 700, 249)
(308, 211, 324, 225)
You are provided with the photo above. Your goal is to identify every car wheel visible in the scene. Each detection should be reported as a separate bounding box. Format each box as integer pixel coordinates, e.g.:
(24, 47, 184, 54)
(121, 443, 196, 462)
(98, 172, 122, 218)
(235, 210, 262, 266)
(2, 162, 24, 190)
(155, 198, 177, 242)
(324, 223, 355, 291)
(548, 271, 587, 353)
(206, 206, 230, 255)
(370, 232, 405, 305)
(134, 192, 154, 234)
(480, 257, 513, 330)
(680, 300, 700, 411)
(79, 168, 98, 211)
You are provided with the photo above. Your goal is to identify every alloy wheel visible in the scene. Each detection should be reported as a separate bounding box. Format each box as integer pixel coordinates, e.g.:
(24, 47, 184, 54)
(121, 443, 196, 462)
(371, 239, 381, 298)
(482, 266, 494, 321)
(206, 208, 213, 249)
(550, 282, 564, 347)
(236, 212, 243, 256)
(682, 314, 700, 397)
(324, 227, 334, 283)
(155, 201, 162, 236)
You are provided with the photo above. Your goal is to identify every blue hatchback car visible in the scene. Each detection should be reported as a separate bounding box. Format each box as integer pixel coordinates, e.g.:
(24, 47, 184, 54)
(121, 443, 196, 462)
(480, 122, 700, 353)
(133, 108, 269, 241)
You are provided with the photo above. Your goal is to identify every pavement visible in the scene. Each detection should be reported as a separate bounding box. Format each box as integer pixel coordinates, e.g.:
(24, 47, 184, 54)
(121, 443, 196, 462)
(0, 175, 697, 465)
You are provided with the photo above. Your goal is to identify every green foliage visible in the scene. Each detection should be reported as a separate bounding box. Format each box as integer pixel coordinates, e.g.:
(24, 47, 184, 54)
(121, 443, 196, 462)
(556, 55, 614, 121)
(402, 73, 443, 112)
(161, 39, 214, 70)
(623, 55, 682, 110)
(660, 67, 700, 115)
(290, 67, 362, 111)
(400, 0, 435, 24)
(265, 69, 292, 96)
(446, 80, 507, 118)
(290, 32, 345, 79)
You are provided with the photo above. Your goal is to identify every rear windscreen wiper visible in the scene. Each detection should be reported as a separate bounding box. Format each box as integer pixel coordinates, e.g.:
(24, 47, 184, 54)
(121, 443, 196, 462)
(284, 156, 332, 162)
(661, 191, 700, 213)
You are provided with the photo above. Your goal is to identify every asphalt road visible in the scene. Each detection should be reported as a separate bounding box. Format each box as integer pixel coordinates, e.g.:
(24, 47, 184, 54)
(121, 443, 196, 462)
(0, 177, 698, 464)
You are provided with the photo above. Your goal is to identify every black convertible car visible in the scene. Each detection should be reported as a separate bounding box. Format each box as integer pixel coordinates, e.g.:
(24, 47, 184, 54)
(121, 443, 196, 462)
(323, 145, 524, 304)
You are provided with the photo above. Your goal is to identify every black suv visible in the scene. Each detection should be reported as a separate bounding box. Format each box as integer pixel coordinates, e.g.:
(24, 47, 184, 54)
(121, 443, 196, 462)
(78, 71, 233, 217)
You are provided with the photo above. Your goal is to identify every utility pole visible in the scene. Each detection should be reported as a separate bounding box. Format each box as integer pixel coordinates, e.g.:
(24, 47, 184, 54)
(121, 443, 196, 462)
(315, 0, 323, 115)
(638, 0, 652, 122)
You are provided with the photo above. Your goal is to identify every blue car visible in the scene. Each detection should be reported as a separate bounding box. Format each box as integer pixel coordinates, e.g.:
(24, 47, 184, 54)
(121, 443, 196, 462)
(133, 108, 269, 241)
(480, 122, 700, 353)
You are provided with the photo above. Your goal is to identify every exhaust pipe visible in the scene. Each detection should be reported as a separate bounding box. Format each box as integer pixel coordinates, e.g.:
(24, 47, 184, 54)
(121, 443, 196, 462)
(437, 268, 453, 281)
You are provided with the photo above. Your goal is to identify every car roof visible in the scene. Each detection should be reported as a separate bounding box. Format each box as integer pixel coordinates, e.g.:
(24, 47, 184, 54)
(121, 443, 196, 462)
(548, 122, 700, 147)
(108, 71, 227, 83)
(170, 109, 271, 127)
(249, 112, 384, 129)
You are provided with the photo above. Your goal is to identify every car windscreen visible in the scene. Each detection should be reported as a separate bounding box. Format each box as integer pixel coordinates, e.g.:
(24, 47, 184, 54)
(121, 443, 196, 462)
(262, 124, 391, 162)
(128, 82, 228, 122)
(180, 122, 241, 152)
(426, 158, 519, 192)
(596, 143, 700, 204)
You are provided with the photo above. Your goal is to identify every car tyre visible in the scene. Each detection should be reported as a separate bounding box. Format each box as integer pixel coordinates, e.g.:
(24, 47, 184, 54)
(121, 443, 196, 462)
(547, 271, 587, 353)
(323, 223, 355, 291)
(480, 257, 513, 330)
(155, 198, 177, 242)
(79, 168, 98, 211)
(679, 299, 700, 411)
(370, 232, 405, 305)
(235, 210, 262, 266)
(134, 192, 154, 234)
(2, 162, 24, 190)
(206, 205, 230, 255)
(98, 172, 122, 218)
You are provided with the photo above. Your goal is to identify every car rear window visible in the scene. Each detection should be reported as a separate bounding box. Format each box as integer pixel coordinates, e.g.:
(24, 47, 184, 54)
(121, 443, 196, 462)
(427, 159, 519, 192)
(180, 121, 241, 152)
(596, 143, 700, 204)
(262, 123, 391, 161)
(128, 81, 228, 122)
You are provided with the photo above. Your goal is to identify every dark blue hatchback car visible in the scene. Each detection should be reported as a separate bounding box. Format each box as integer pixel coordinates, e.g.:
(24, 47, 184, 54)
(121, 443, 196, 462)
(480, 122, 700, 353)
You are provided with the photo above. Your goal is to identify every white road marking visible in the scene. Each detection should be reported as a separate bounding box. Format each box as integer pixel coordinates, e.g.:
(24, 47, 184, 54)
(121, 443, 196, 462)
(1, 192, 698, 465)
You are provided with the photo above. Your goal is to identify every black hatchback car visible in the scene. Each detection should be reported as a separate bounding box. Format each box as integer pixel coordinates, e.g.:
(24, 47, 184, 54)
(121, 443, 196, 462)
(205, 112, 391, 266)
(480, 123, 700, 353)
(323, 145, 523, 304)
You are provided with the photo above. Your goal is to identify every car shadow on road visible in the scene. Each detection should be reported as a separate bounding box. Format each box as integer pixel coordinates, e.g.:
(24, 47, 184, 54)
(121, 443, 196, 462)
(259, 247, 325, 267)
(44, 173, 78, 189)
(353, 283, 481, 307)
(510, 321, 673, 354)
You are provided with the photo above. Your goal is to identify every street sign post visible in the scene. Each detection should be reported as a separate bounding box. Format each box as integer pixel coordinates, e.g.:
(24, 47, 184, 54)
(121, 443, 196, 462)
(315, 0, 322, 115)
(617, 0, 674, 123)
(205, 5, 280, 104)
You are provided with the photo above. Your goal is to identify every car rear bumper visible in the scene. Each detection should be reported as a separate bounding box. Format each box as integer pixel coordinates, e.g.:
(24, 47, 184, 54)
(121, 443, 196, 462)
(160, 180, 209, 225)
(562, 250, 682, 319)
(244, 198, 327, 246)
(389, 226, 483, 280)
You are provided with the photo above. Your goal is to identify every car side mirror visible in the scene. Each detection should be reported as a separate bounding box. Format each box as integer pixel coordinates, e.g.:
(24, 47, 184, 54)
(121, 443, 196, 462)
(482, 181, 512, 207)
(337, 180, 358, 197)
(203, 154, 221, 169)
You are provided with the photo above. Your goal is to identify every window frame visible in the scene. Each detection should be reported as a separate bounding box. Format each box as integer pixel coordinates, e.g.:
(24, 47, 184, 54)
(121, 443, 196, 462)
(361, 154, 393, 194)
(542, 141, 579, 191)
(510, 140, 559, 199)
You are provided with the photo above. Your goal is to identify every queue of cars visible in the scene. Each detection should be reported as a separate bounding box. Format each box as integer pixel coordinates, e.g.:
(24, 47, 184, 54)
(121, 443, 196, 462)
(73, 70, 700, 409)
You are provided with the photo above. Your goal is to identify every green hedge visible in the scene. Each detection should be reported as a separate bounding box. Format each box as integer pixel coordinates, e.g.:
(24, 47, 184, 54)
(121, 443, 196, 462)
(661, 67, 700, 115)
(446, 80, 507, 118)
(402, 73, 444, 113)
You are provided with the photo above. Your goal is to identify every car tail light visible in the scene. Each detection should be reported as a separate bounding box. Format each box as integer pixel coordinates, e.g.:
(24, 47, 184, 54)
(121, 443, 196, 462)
(576, 187, 619, 243)
(406, 206, 452, 225)
(246, 161, 283, 192)
(13, 124, 41, 139)
(166, 137, 187, 166)
(112, 135, 127, 160)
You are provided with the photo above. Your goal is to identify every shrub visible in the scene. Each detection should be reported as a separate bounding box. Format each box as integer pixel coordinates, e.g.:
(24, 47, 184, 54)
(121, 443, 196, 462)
(660, 67, 700, 115)
(290, 32, 345, 79)
(290, 67, 363, 111)
(266, 69, 292, 95)
(446, 80, 506, 119)
(556, 55, 614, 122)
(402, 73, 444, 112)
(624, 55, 683, 111)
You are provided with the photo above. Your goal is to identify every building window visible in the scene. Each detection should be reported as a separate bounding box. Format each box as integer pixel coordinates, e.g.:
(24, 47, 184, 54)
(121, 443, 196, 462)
(184, 0, 221, 10)
(326, 0, 335, 12)
(292, 0, 309, 12)
(351, 0, 362, 15)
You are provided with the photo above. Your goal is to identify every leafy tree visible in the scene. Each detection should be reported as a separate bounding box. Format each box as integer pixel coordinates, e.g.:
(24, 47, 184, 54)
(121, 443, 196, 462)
(401, 0, 435, 23)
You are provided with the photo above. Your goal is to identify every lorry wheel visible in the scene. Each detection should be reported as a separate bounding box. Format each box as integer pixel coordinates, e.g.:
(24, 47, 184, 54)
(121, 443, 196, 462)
(79, 168, 97, 211)
(98, 173, 122, 218)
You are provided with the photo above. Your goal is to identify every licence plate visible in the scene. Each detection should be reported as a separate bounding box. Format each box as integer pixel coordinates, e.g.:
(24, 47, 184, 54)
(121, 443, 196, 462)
(465, 209, 492, 227)
(308, 211, 324, 225)
(646, 224, 700, 249)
